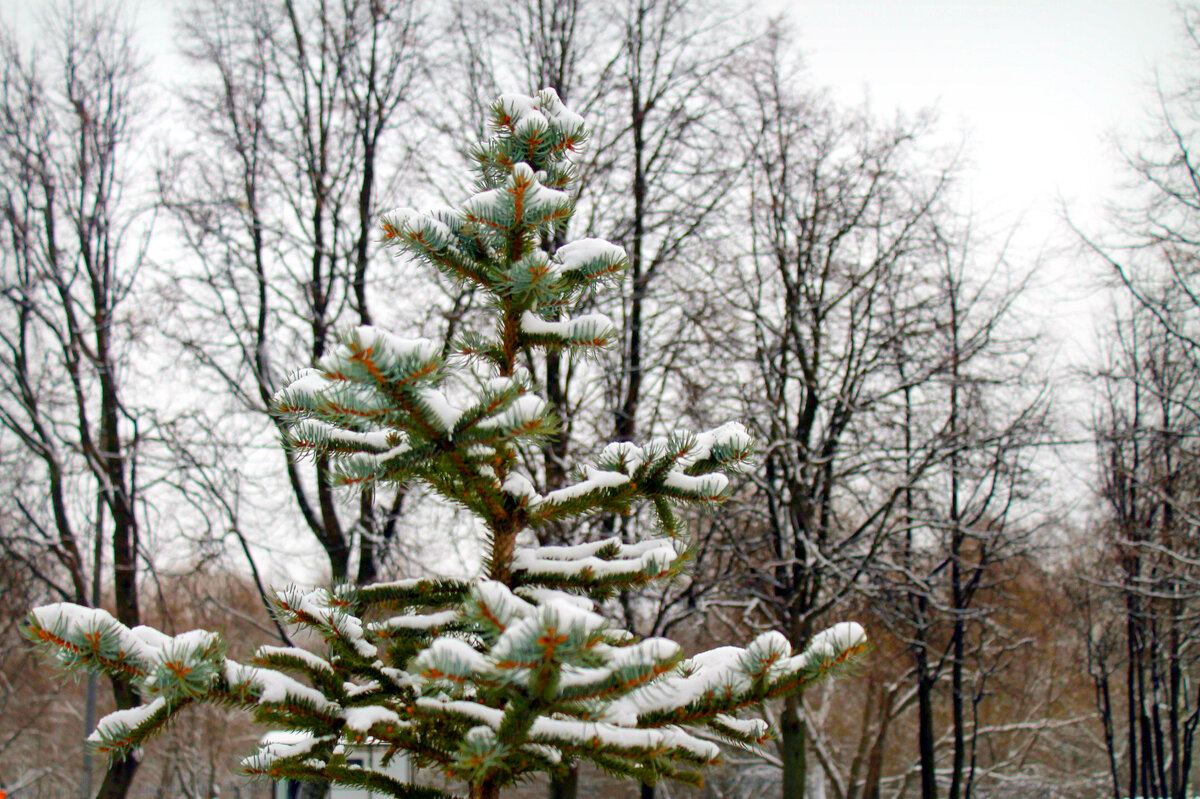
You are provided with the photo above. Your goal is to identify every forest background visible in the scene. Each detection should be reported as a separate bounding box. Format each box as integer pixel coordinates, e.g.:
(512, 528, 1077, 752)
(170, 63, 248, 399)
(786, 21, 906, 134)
(1, 1, 1198, 798)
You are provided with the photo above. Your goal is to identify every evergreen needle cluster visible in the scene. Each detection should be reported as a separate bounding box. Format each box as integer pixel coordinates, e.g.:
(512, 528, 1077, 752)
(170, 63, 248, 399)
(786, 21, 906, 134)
(25, 89, 868, 799)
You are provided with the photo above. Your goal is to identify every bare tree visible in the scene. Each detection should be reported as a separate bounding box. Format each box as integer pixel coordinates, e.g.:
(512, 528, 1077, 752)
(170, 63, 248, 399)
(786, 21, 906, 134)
(0, 514, 78, 798)
(0, 4, 153, 797)
(864, 224, 1050, 799)
(720, 30, 957, 797)
(1071, 9, 1200, 798)
(161, 0, 431, 586)
(1077, 5, 1200, 366)
(1085, 291, 1200, 799)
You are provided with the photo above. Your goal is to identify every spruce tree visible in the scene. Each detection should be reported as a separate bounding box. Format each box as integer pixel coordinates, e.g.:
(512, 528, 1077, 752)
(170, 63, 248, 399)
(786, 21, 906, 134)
(25, 90, 867, 799)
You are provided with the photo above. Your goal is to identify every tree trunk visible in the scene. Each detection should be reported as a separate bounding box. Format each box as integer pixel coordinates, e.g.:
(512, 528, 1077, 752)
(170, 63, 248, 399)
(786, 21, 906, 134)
(946, 284, 964, 799)
(948, 620, 965, 799)
(549, 763, 579, 799)
(470, 781, 500, 799)
(95, 675, 142, 799)
(98, 358, 140, 799)
(297, 782, 328, 799)
(95, 756, 140, 799)
(782, 692, 807, 798)
(916, 649, 937, 799)
(861, 686, 894, 799)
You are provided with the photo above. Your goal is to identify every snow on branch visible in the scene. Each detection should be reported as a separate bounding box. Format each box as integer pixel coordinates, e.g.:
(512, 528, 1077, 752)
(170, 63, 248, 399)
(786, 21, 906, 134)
(24, 88, 867, 799)
(511, 536, 683, 592)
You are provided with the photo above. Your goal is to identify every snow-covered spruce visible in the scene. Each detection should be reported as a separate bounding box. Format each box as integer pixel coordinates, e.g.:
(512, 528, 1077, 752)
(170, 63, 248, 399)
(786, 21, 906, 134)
(25, 88, 868, 799)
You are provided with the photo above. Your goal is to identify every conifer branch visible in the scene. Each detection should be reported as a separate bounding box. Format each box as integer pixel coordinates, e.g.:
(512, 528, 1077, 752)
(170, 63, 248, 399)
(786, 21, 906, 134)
(25, 89, 868, 799)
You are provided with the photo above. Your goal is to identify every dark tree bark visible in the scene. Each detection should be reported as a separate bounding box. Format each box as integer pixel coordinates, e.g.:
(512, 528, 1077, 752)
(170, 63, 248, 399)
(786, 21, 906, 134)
(731, 33, 961, 796)
(1075, 12, 1200, 796)
(1087, 298, 1200, 799)
(165, 0, 428, 585)
(0, 5, 152, 797)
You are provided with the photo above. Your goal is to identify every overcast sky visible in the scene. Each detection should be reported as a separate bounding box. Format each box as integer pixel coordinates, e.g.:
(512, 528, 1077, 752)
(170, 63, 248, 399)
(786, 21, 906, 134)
(785, 0, 1181, 224)
(3, 0, 1186, 357)
(2, 0, 1182, 385)
(4, 0, 1181, 229)
(765, 0, 1185, 404)
(0, 0, 1180, 536)
(768, 1, 1188, 503)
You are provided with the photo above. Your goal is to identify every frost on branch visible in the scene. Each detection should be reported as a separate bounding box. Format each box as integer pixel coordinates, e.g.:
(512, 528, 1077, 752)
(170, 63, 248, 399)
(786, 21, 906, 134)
(25, 88, 867, 799)
(27, 581, 867, 789)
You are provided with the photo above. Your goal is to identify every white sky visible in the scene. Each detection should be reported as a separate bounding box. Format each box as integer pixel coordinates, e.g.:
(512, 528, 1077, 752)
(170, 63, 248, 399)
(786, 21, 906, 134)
(6, 0, 1181, 244)
(780, 0, 1180, 226)
(769, 1, 1186, 510)
(3, 0, 1186, 526)
(4, 0, 1180, 362)
(776, 1, 1182, 400)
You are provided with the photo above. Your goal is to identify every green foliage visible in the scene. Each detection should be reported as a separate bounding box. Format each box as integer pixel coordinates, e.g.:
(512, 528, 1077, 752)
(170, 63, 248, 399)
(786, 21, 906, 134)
(25, 88, 868, 798)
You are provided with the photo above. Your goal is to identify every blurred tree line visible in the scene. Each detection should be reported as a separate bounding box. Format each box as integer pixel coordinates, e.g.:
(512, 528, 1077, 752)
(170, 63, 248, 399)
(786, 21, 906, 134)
(0, 1, 1198, 798)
